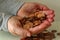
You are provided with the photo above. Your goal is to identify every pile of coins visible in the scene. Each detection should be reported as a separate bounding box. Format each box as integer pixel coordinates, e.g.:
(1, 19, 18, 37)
(21, 30, 60, 40)
(20, 11, 47, 29)
(24, 30, 55, 40)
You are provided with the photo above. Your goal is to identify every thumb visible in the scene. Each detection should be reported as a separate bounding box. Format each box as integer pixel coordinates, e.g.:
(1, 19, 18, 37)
(20, 29, 31, 38)
(25, 30, 31, 37)
(14, 27, 31, 38)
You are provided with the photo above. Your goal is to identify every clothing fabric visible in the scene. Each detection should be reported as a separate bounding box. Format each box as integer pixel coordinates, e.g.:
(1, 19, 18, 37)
(0, 0, 24, 32)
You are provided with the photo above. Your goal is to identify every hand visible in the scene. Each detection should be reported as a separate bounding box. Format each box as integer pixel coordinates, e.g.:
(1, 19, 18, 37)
(17, 2, 55, 34)
(29, 10, 54, 34)
(17, 2, 49, 17)
(8, 16, 31, 38)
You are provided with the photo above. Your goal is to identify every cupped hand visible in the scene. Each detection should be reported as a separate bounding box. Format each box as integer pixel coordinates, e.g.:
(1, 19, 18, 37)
(17, 2, 49, 17)
(17, 2, 55, 35)
(8, 16, 31, 38)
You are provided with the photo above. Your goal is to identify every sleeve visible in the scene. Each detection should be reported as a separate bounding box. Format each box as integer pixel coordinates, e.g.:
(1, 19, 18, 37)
(0, 0, 24, 32)
(0, 12, 14, 32)
(0, 0, 24, 15)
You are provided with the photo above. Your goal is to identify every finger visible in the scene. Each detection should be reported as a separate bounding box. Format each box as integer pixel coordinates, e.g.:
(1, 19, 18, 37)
(22, 29, 31, 38)
(42, 10, 55, 20)
(29, 20, 51, 34)
(38, 4, 49, 10)
(43, 10, 54, 16)
(47, 14, 55, 19)
(39, 10, 54, 19)
(37, 11, 54, 23)
(47, 18, 54, 23)
(26, 30, 31, 37)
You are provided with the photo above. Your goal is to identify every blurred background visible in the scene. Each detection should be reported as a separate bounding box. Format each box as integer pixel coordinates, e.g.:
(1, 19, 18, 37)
(0, 0, 60, 40)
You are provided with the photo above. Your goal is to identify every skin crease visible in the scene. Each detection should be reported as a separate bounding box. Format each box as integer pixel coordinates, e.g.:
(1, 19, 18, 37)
(8, 2, 55, 38)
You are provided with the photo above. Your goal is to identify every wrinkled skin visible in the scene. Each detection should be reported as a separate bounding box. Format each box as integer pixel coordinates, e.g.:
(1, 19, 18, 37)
(8, 2, 55, 38)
